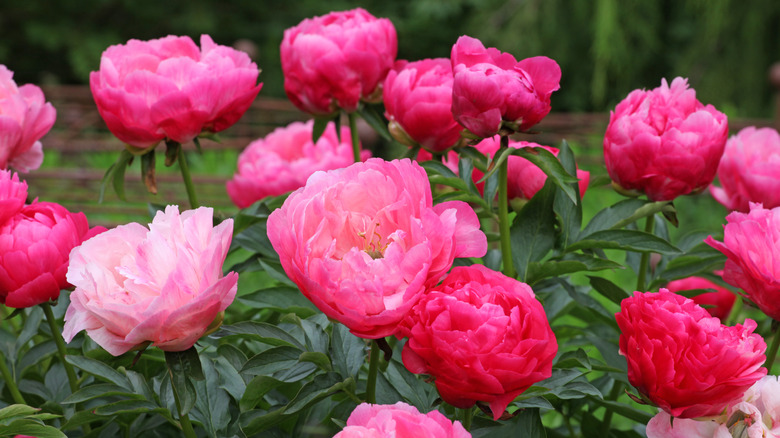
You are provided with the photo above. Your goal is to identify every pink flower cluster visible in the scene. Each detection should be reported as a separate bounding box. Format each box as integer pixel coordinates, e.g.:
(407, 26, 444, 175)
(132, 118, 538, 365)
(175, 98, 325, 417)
(333, 403, 470, 438)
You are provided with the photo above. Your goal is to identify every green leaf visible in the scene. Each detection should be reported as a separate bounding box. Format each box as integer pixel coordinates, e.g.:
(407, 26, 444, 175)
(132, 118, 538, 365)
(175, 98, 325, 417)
(553, 140, 583, 246)
(554, 348, 592, 371)
(589, 398, 653, 423)
(588, 275, 630, 305)
(98, 149, 133, 203)
(283, 373, 350, 414)
(514, 147, 578, 203)
(0, 404, 39, 422)
(65, 355, 132, 389)
(241, 346, 302, 376)
(298, 351, 332, 371)
(526, 254, 623, 284)
(0, 420, 67, 438)
(239, 376, 285, 411)
(330, 324, 366, 379)
(93, 400, 167, 416)
(238, 286, 318, 317)
(383, 361, 437, 412)
(511, 181, 556, 281)
(312, 115, 334, 144)
(165, 347, 204, 381)
(357, 104, 393, 142)
(215, 321, 304, 350)
(651, 255, 726, 288)
(62, 383, 143, 404)
(420, 160, 459, 179)
(582, 199, 672, 235)
(239, 408, 287, 436)
(566, 229, 681, 255)
(191, 355, 231, 436)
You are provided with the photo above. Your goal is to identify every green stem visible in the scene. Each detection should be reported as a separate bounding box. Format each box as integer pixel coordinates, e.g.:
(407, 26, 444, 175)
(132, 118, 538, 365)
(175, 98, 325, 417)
(168, 368, 198, 438)
(366, 340, 380, 404)
(460, 406, 475, 431)
(636, 215, 655, 292)
(725, 295, 744, 326)
(766, 322, 780, 373)
(0, 349, 25, 405)
(348, 111, 361, 163)
(178, 145, 199, 209)
(498, 135, 516, 278)
(0, 307, 19, 333)
(41, 303, 79, 395)
(600, 381, 623, 436)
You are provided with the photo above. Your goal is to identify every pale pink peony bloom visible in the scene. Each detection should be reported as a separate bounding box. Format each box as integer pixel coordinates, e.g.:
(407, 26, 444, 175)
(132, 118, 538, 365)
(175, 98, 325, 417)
(90, 35, 262, 149)
(0, 65, 56, 172)
(0, 202, 105, 308)
(399, 265, 557, 420)
(383, 58, 463, 153)
(665, 276, 736, 320)
(0, 170, 28, 226)
(710, 127, 780, 212)
(450, 36, 560, 138)
(226, 120, 369, 208)
(603, 77, 728, 201)
(706, 203, 780, 321)
(267, 158, 487, 339)
(333, 402, 471, 438)
(281, 8, 397, 115)
(616, 290, 766, 418)
(63, 206, 237, 356)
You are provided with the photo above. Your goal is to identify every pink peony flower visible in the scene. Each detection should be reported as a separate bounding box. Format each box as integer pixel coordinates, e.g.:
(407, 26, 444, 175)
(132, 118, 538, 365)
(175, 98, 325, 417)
(333, 402, 471, 438)
(0, 202, 105, 308)
(90, 35, 262, 149)
(226, 120, 370, 208)
(603, 77, 728, 201)
(63, 206, 237, 356)
(665, 276, 736, 320)
(267, 158, 487, 339)
(281, 8, 397, 115)
(450, 35, 560, 138)
(706, 203, 780, 321)
(383, 58, 463, 153)
(710, 127, 780, 212)
(0, 65, 56, 172)
(399, 264, 557, 420)
(616, 290, 766, 418)
(0, 170, 28, 226)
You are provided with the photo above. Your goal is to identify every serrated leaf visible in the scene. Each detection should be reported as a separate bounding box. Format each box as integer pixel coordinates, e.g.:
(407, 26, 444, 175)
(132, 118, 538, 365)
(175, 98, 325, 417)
(215, 322, 304, 350)
(65, 355, 132, 389)
(566, 229, 681, 255)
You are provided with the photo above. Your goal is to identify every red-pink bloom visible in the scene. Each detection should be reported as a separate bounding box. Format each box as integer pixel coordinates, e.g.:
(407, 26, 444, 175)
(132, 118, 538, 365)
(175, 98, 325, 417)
(706, 203, 780, 321)
(383, 58, 463, 153)
(450, 36, 560, 138)
(0, 170, 27, 226)
(281, 8, 397, 115)
(665, 276, 736, 320)
(400, 265, 557, 420)
(267, 158, 487, 339)
(226, 120, 370, 208)
(333, 402, 471, 438)
(710, 127, 780, 212)
(0, 65, 56, 172)
(0, 202, 105, 308)
(63, 206, 237, 356)
(90, 35, 262, 149)
(616, 290, 766, 418)
(603, 77, 728, 201)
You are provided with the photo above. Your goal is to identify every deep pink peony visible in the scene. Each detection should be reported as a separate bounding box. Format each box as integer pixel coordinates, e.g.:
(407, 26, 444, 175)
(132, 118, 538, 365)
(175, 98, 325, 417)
(281, 8, 397, 115)
(0, 170, 28, 226)
(450, 36, 560, 138)
(0, 65, 56, 172)
(63, 206, 237, 356)
(90, 35, 262, 149)
(665, 276, 736, 320)
(603, 77, 728, 201)
(0, 202, 105, 308)
(399, 264, 557, 420)
(616, 290, 766, 418)
(710, 127, 780, 212)
(333, 402, 471, 438)
(266, 158, 487, 339)
(706, 203, 780, 321)
(383, 58, 463, 153)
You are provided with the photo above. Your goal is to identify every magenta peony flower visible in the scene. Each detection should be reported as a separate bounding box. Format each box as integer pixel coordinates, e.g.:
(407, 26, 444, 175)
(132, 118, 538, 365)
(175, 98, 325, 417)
(90, 35, 262, 149)
(333, 402, 471, 438)
(706, 203, 780, 321)
(0, 202, 105, 308)
(710, 127, 780, 212)
(0, 65, 56, 172)
(399, 265, 557, 420)
(665, 276, 736, 320)
(226, 120, 369, 208)
(267, 158, 487, 339)
(616, 290, 766, 418)
(0, 170, 28, 226)
(383, 58, 463, 153)
(603, 77, 728, 201)
(63, 206, 237, 356)
(450, 36, 560, 138)
(281, 8, 397, 115)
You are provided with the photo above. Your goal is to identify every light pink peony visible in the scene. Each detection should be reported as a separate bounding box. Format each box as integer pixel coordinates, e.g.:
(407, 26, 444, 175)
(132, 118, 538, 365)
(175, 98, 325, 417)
(0, 65, 56, 172)
(450, 36, 560, 138)
(226, 120, 370, 208)
(281, 8, 397, 115)
(665, 276, 736, 320)
(0, 170, 28, 226)
(267, 158, 487, 339)
(603, 77, 728, 201)
(710, 127, 780, 212)
(616, 290, 766, 418)
(399, 265, 557, 420)
(333, 402, 471, 438)
(63, 206, 237, 356)
(90, 35, 262, 149)
(383, 58, 463, 153)
(706, 203, 780, 321)
(0, 202, 105, 308)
